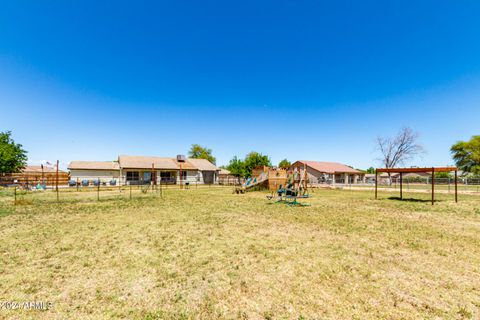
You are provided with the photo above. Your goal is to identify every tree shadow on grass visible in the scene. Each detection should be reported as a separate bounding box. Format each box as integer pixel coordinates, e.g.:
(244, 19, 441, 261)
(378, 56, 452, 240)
(387, 196, 441, 203)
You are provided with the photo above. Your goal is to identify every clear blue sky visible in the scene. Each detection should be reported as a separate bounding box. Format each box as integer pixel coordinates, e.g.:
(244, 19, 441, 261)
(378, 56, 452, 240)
(1, 1, 479, 169)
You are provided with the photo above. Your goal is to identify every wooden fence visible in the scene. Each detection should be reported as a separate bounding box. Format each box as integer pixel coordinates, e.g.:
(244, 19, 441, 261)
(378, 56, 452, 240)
(0, 172, 70, 187)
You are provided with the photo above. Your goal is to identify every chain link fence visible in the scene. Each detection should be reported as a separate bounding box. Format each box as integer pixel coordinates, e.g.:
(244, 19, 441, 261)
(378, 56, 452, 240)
(308, 176, 480, 193)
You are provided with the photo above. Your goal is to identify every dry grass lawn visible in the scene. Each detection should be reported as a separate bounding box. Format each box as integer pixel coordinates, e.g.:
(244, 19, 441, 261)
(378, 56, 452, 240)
(0, 187, 479, 319)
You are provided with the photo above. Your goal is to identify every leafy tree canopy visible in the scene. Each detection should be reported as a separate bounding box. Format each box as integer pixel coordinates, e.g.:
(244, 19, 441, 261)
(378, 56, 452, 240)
(188, 144, 216, 165)
(434, 171, 451, 179)
(243, 152, 272, 178)
(451, 135, 480, 174)
(0, 131, 28, 173)
(226, 152, 272, 178)
(365, 167, 375, 174)
(226, 156, 246, 178)
(278, 159, 291, 169)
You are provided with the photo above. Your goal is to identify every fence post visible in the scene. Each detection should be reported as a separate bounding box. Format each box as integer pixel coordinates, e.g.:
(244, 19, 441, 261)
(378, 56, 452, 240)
(97, 177, 100, 201)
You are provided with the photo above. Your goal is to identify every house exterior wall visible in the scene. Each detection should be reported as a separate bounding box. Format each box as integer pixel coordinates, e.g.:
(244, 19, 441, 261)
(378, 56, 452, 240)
(118, 169, 218, 185)
(69, 169, 119, 182)
(73, 165, 219, 185)
(305, 167, 333, 183)
(303, 166, 364, 184)
(177, 170, 202, 184)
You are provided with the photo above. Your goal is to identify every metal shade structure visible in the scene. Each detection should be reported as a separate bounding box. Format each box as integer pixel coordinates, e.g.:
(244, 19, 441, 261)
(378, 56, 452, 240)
(375, 167, 458, 205)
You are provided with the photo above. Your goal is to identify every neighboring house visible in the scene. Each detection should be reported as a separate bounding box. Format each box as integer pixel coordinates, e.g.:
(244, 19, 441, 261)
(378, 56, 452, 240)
(365, 172, 433, 184)
(68, 155, 220, 185)
(218, 168, 231, 179)
(365, 172, 400, 184)
(218, 168, 243, 185)
(290, 160, 364, 184)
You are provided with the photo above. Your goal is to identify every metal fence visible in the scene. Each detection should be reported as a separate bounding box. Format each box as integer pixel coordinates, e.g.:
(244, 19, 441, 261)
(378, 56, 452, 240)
(0, 173, 220, 190)
(0, 181, 234, 206)
(308, 177, 480, 193)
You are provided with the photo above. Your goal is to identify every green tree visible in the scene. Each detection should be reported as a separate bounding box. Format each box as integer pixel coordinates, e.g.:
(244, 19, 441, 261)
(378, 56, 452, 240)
(226, 156, 246, 182)
(188, 144, 216, 164)
(243, 152, 271, 178)
(365, 167, 375, 174)
(0, 131, 28, 173)
(451, 136, 480, 174)
(435, 171, 450, 179)
(278, 159, 291, 169)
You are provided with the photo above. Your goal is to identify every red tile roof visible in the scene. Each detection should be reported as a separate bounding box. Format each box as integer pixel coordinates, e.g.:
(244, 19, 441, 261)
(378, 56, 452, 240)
(295, 161, 361, 174)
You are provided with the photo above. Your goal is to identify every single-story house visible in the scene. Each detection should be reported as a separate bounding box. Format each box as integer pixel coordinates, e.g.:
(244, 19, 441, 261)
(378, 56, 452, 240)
(290, 160, 364, 184)
(68, 155, 220, 185)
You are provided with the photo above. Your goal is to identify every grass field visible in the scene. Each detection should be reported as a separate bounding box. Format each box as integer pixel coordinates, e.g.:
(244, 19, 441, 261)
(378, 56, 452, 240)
(1, 187, 479, 319)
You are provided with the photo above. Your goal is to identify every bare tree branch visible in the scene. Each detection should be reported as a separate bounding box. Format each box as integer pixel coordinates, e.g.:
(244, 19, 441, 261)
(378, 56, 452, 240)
(375, 127, 425, 184)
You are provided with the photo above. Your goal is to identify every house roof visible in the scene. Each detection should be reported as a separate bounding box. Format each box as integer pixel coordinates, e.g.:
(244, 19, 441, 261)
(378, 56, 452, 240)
(119, 155, 180, 170)
(68, 156, 218, 171)
(118, 155, 218, 171)
(22, 165, 66, 173)
(187, 158, 219, 171)
(219, 168, 231, 175)
(295, 160, 362, 174)
(68, 161, 120, 171)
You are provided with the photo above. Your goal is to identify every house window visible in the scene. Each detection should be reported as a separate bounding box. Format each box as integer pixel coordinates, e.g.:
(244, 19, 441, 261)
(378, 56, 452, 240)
(160, 171, 175, 183)
(160, 172, 171, 179)
(126, 171, 139, 181)
(181, 171, 187, 180)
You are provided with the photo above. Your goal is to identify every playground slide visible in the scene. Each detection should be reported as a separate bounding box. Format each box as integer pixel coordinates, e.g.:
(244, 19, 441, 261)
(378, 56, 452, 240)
(244, 171, 269, 189)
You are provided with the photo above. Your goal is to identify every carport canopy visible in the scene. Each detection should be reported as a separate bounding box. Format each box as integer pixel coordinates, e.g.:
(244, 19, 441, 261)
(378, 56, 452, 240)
(375, 167, 458, 205)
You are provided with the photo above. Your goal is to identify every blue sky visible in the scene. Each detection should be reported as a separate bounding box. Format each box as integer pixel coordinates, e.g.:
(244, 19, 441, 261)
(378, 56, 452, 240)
(1, 1, 479, 169)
